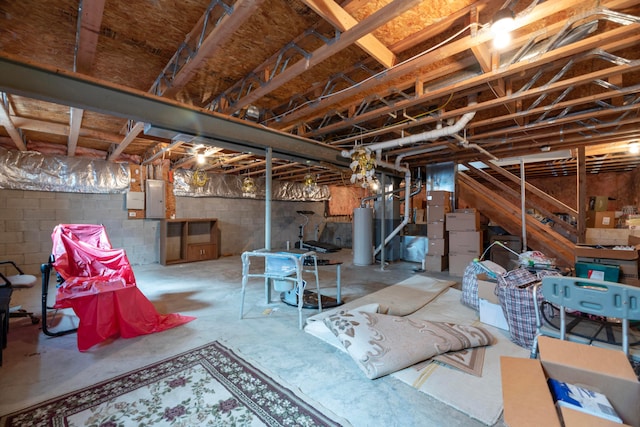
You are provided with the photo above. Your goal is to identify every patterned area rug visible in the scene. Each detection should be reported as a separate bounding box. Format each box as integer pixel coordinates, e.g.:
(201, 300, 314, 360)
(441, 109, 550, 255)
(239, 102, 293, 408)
(433, 347, 486, 377)
(0, 341, 346, 427)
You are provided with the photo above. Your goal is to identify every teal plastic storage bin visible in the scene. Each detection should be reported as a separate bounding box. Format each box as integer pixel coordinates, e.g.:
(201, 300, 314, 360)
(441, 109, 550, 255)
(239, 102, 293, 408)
(575, 262, 620, 282)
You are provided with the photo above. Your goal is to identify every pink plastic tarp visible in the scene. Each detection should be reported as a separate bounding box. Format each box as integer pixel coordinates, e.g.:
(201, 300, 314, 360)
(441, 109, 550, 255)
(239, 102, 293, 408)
(51, 224, 195, 351)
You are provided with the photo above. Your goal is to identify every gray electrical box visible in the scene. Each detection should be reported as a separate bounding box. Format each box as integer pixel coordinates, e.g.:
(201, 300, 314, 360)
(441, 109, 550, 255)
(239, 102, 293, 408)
(145, 179, 165, 219)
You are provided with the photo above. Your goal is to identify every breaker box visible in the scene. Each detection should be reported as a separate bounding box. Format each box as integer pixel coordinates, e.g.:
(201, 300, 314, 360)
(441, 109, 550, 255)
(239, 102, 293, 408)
(145, 179, 165, 219)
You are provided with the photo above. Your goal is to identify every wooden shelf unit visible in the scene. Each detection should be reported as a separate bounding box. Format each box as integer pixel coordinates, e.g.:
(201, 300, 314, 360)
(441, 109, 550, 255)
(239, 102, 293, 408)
(160, 218, 220, 265)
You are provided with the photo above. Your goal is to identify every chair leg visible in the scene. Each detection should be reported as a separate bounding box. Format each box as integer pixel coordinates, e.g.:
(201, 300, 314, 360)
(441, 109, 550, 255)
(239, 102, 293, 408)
(530, 334, 539, 359)
(312, 258, 321, 313)
(40, 259, 77, 337)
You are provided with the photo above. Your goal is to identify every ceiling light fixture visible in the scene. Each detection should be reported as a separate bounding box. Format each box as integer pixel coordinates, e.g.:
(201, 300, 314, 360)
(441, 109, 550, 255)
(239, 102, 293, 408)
(349, 147, 377, 188)
(197, 153, 206, 164)
(629, 141, 640, 154)
(303, 172, 317, 196)
(242, 176, 257, 198)
(491, 8, 515, 50)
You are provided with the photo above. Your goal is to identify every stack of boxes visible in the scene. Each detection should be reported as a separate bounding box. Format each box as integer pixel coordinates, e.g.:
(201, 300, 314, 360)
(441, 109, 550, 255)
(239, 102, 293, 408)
(446, 209, 483, 276)
(424, 191, 451, 272)
(586, 195, 615, 229)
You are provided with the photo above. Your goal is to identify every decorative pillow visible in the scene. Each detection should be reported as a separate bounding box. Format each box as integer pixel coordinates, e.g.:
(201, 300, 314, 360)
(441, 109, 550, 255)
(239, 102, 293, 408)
(323, 310, 495, 379)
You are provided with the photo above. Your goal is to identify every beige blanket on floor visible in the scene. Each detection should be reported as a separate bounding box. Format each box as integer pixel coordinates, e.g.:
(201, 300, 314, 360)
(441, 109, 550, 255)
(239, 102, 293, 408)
(305, 275, 528, 426)
(306, 274, 456, 325)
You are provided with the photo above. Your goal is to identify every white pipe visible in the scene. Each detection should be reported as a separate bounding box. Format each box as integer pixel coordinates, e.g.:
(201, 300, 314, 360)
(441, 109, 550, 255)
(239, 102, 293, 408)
(453, 134, 498, 161)
(341, 97, 477, 159)
(395, 143, 448, 169)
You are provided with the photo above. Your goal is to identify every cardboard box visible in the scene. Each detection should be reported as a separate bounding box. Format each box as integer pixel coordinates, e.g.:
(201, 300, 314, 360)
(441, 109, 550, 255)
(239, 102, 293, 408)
(589, 195, 610, 211)
(427, 238, 448, 256)
(426, 204, 451, 222)
(479, 298, 509, 330)
(586, 210, 616, 228)
(427, 221, 446, 239)
(424, 254, 448, 272)
(448, 252, 476, 276)
(415, 209, 426, 224)
(426, 190, 451, 206)
(448, 230, 483, 254)
(575, 243, 640, 286)
(476, 273, 499, 304)
(585, 228, 630, 246)
(501, 336, 640, 427)
(446, 211, 480, 231)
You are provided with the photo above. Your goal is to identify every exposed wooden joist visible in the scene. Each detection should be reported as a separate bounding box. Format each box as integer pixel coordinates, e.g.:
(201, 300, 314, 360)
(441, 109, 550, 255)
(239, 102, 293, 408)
(161, 0, 264, 98)
(0, 92, 27, 151)
(75, 0, 106, 74)
(220, 0, 422, 115)
(301, 0, 396, 68)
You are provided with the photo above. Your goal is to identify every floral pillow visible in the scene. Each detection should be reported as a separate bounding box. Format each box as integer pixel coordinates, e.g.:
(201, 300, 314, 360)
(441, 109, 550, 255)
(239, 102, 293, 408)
(323, 310, 495, 379)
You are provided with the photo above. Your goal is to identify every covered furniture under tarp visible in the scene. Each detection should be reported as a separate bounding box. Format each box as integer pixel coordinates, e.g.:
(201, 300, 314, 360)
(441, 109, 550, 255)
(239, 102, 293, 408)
(42, 224, 195, 351)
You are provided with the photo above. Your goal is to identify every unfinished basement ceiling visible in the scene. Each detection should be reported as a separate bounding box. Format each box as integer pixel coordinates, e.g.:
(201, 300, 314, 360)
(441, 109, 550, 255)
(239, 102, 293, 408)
(0, 0, 639, 186)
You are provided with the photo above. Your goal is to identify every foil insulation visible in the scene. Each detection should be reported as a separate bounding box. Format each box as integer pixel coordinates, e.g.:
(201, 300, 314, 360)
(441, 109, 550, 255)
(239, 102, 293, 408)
(173, 169, 331, 201)
(0, 147, 129, 193)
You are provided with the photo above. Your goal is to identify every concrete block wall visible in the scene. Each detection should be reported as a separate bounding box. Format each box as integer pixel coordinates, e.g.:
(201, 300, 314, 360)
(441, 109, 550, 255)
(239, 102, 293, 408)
(176, 196, 325, 255)
(0, 189, 325, 275)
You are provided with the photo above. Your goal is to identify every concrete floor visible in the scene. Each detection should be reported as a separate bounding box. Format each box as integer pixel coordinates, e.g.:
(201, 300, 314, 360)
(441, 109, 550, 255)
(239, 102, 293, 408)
(0, 250, 505, 426)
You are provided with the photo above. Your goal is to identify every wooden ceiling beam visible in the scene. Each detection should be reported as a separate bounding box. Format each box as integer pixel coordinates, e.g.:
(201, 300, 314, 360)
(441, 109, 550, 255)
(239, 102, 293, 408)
(0, 93, 27, 151)
(75, 0, 105, 74)
(301, 0, 396, 68)
(161, 0, 264, 98)
(220, 0, 422, 115)
(275, 0, 632, 128)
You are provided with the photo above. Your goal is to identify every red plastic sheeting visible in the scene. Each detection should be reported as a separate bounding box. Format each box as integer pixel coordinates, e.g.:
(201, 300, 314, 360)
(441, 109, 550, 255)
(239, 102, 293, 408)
(51, 224, 195, 351)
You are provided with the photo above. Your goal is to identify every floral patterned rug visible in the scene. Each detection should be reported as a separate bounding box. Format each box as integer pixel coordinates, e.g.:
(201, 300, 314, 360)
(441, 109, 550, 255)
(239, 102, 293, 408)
(0, 341, 345, 426)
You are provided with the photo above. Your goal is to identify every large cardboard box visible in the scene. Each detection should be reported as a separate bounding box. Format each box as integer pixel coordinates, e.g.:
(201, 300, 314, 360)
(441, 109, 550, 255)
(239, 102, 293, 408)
(426, 204, 451, 222)
(585, 228, 631, 246)
(501, 336, 640, 427)
(589, 195, 610, 211)
(575, 244, 640, 286)
(448, 230, 483, 254)
(446, 210, 480, 231)
(448, 252, 476, 276)
(586, 210, 616, 228)
(427, 238, 448, 256)
(424, 254, 448, 272)
(426, 190, 452, 206)
(427, 221, 446, 239)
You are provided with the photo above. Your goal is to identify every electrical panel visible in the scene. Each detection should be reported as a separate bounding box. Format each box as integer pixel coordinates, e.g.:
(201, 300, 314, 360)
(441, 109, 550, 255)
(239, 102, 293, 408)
(145, 179, 165, 219)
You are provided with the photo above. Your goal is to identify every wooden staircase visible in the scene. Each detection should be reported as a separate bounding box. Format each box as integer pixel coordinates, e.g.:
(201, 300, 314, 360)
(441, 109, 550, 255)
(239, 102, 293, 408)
(457, 167, 576, 268)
